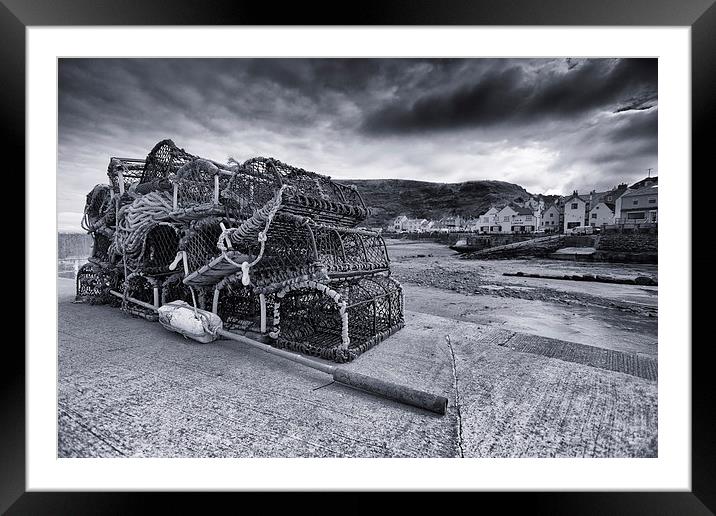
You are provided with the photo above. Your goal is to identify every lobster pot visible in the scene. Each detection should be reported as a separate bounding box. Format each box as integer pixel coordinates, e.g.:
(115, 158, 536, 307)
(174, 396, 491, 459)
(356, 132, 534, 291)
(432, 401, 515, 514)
(214, 278, 268, 332)
(141, 223, 181, 276)
(235, 214, 317, 287)
(82, 184, 114, 230)
(171, 159, 230, 218)
(220, 163, 282, 220)
(141, 139, 197, 185)
(161, 274, 206, 309)
(122, 274, 160, 320)
(76, 263, 119, 304)
(312, 224, 389, 277)
(242, 157, 368, 227)
(89, 231, 112, 265)
(107, 157, 146, 194)
(272, 275, 404, 363)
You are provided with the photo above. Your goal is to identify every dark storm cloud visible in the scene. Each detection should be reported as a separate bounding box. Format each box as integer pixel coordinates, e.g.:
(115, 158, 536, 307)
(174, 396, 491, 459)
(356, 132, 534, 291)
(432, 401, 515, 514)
(58, 58, 657, 231)
(361, 58, 657, 133)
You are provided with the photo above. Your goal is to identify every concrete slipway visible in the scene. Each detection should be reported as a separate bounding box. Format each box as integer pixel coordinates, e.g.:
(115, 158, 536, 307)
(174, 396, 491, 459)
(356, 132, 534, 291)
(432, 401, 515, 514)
(58, 278, 657, 458)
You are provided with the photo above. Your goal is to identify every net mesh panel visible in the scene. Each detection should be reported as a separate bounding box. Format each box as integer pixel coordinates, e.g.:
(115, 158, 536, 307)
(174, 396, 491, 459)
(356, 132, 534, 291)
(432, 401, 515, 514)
(243, 157, 368, 226)
(141, 139, 197, 185)
(83, 184, 113, 230)
(173, 159, 228, 212)
(242, 214, 316, 285)
(122, 275, 157, 319)
(89, 232, 112, 264)
(179, 217, 225, 274)
(312, 225, 389, 275)
(76, 263, 119, 304)
(107, 158, 145, 194)
(221, 162, 283, 220)
(216, 279, 266, 331)
(141, 224, 181, 276)
(276, 274, 404, 363)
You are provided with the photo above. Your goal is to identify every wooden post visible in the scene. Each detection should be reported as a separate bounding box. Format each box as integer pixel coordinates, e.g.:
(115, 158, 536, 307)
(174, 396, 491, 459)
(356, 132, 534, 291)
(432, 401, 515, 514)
(260, 294, 267, 333)
(173, 182, 178, 210)
(153, 287, 160, 308)
(214, 174, 220, 204)
(117, 170, 125, 195)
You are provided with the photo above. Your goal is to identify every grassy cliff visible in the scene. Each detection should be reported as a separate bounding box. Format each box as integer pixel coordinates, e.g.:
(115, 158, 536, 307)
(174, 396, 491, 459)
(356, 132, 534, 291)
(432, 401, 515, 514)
(340, 179, 555, 227)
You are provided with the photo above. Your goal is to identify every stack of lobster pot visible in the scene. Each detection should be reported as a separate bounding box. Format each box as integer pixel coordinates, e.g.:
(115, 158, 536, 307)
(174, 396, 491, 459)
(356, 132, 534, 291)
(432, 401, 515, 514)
(76, 139, 404, 363)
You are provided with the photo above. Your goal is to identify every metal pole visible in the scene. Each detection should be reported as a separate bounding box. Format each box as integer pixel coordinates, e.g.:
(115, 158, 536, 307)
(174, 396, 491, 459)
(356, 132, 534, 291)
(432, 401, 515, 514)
(108, 290, 448, 415)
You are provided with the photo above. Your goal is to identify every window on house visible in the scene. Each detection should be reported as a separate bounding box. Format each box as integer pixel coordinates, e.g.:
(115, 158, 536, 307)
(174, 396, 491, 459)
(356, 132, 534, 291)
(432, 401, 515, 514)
(503, 216, 509, 222)
(526, 215, 532, 220)
(649, 199, 656, 204)
(549, 213, 554, 218)
(591, 213, 597, 219)
(627, 212, 645, 220)
(633, 200, 639, 205)
(571, 203, 578, 209)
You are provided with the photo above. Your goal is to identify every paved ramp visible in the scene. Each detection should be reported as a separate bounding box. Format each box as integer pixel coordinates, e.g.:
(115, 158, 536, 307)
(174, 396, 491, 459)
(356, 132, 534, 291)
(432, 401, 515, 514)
(58, 278, 657, 458)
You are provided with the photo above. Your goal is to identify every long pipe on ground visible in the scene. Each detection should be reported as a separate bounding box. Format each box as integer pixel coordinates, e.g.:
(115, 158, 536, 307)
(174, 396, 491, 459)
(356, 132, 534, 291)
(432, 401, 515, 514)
(109, 290, 448, 415)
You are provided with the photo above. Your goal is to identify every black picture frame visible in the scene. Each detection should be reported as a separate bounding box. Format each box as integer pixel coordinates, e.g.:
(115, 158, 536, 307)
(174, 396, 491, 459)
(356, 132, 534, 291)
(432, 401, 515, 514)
(4, 0, 712, 513)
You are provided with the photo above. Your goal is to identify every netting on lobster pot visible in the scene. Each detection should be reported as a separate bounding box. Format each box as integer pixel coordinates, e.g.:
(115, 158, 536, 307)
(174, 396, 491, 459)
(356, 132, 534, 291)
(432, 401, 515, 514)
(179, 217, 227, 275)
(242, 157, 368, 227)
(76, 263, 120, 304)
(82, 184, 114, 232)
(213, 276, 267, 332)
(122, 274, 159, 320)
(221, 160, 283, 220)
(311, 224, 390, 277)
(107, 157, 146, 195)
(141, 223, 181, 276)
(141, 139, 197, 185)
(89, 231, 113, 266)
(241, 214, 318, 284)
(271, 274, 404, 363)
(171, 159, 231, 218)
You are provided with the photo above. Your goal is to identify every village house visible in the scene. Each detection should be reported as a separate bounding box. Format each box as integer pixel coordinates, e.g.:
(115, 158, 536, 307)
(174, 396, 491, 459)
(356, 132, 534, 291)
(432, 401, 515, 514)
(540, 204, 561, 232)
(589, 202, 616, 227)
(562, 191, 590, 231)
(615, 184, 658, 224)
(392, 215, 409, 232)
(404, 218, 429, 233)
(476, 206, 501, 233)
(391, 215, 431, 233)
(496, 204, 538, 233)
(440, 215, 463, 232)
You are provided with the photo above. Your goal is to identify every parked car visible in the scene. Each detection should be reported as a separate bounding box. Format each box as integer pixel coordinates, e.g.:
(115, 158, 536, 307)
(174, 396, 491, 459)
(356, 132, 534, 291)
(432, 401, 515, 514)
(568, 225, 594, 235)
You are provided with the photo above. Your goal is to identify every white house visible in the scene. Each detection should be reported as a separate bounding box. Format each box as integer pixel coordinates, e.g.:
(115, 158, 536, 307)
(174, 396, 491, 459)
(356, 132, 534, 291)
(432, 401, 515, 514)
(589, 202, 615, 227)
(496, 204, 539, 233)
(476, 206, 500, 233)
(540, 204, 561, 232)
(404, 218, 429, 232)
(497, 205, 518, 233)
(615, 184, 658, 224)
(392, 215, 408, 232)
(563, 192, 588, 231)
(441, 215, 463, 232)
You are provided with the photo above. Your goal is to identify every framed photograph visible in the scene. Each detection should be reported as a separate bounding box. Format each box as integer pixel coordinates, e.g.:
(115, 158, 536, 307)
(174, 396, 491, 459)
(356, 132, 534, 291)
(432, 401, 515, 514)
(5, 0, 712, 512)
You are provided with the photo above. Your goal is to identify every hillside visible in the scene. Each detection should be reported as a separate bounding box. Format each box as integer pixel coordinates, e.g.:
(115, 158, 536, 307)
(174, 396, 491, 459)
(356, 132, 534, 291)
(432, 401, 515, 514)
(340, 179, 555, 227)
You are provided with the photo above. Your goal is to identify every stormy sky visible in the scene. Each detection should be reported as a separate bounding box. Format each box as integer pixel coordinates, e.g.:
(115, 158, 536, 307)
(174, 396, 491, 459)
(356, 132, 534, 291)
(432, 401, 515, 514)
(58, 58, 657, 231)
